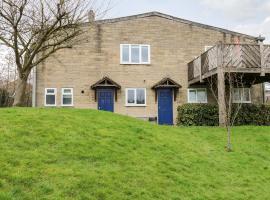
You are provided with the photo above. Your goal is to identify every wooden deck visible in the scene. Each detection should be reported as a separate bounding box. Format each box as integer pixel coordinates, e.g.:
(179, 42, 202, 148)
(188, 43, 270, 85)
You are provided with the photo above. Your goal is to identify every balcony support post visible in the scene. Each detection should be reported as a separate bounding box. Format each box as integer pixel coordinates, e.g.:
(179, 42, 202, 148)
(217, 43, 226, 126)
(217, 68, 226, 126)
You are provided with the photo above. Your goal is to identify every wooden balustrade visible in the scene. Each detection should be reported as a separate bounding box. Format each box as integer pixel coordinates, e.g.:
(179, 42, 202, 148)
(188, 43, 270, 82)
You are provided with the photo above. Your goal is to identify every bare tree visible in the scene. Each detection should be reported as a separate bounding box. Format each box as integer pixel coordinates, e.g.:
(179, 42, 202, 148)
(0, 49, 17, 106)
(0, 0, 110, 106)
(208, 72, 248, 151)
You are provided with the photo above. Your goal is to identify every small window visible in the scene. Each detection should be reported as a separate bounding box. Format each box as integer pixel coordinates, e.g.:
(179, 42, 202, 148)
(233, 88, 251, 103)
(120, 44, 150, 64)
(61, 88, 73, 106)
(126, 88, 146, 106)
(45, 88, 56, 106)
(188, 88, 207, 103)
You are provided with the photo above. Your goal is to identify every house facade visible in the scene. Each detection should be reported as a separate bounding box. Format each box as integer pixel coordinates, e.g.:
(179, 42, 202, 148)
(33, 12, 266, 125)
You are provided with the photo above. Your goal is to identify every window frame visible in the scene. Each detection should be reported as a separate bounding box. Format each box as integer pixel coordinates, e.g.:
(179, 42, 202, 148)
(61, 88, 74, 107)
(233, 88, 251, 103)
(125, 88, 147, 107)
(120, 44, 151, 65)
(44, 88, 57, 107)
(187, 88, 208, 103)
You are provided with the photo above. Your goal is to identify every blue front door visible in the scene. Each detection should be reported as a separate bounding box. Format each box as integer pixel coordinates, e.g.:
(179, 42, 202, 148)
(98, 89, 114, 112)
(158, 88, 173, 125)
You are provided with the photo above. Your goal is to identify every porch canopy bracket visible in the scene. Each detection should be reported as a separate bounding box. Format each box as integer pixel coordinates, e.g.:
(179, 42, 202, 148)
(91, 76, 121, 102)
(151, 77, 182, 101)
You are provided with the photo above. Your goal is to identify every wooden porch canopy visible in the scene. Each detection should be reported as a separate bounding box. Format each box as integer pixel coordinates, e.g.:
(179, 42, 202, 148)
(90, 77, 121, 101)
(151, 77, 182, 101)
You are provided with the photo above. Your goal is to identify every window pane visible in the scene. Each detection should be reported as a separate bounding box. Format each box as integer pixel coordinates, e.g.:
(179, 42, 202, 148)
(136, 89, 145, 104)
(197, 89, 206, 102)
(63, 94, 72, 105)
(243, 88, 250, 102)
(141, 46, 149, 63)
(131, 45, 140, 63)
(47, 89, 55, 94)
(265, 83, 270, 91)
(266, 91, 270, 103)
(233, 89, 241, 102)
(189, 90, 197, 102)
(63, 89, 72, 94)
(127, 90, 135, 104)
(122, 45, 129, 62)
(46, 95, 55, 105)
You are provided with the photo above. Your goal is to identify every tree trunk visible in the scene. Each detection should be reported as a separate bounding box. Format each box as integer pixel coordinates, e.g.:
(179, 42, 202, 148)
(13, 77, 28, 106)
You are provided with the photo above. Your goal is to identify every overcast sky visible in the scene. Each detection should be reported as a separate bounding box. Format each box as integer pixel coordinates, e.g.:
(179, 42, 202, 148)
(107, 0, 270, 43)
(1, 0, 270, 65)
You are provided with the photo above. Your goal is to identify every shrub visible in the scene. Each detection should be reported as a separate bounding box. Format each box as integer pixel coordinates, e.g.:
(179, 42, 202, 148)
(177, 104, 218, 126)
(177, 104, 270, 126)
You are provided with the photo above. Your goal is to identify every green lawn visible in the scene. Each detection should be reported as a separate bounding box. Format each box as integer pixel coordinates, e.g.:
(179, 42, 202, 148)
(0, 108, 269, 200)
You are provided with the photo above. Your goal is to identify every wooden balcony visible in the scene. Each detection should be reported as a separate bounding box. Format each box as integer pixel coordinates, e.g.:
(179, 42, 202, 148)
(188, 43, 270, 85)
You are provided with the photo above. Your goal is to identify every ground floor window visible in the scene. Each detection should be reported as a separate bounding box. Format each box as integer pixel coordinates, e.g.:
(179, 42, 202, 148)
(265, 83, 270, 103)
(126, 88, 146, 106)
(61, 88, 73, 106)
(188, 88, 207, 103)
(45, 88, 56, 106)
(233, 88, 251, 103)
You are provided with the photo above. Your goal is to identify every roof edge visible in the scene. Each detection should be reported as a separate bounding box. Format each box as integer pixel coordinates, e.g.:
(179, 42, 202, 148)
(92, 11, 257, 40)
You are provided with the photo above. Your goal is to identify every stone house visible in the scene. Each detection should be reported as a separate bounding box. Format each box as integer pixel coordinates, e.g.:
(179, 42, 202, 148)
(33, 12, 269, 125)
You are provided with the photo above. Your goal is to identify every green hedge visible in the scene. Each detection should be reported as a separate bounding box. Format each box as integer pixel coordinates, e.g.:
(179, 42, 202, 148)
(177, 104, 270, 126)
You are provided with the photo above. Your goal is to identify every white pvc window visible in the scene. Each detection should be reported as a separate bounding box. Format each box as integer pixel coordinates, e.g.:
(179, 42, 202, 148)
(61, 88, 73, 106)
(126, 88, 146, 106)
(233, 88, 251, 103)
(188, 88, 207, 103)
(120, 44, 150, 64)
(45, 88, 57, 106)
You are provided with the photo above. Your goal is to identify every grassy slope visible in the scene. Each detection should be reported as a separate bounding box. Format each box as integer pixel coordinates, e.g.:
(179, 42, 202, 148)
(0, 108, 269, 200)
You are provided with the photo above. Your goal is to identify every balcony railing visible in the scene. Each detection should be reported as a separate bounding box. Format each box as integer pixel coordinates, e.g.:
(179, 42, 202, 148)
(188, 43, 270, 82)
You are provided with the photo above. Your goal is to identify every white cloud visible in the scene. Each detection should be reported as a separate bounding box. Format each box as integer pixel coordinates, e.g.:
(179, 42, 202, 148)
(234, 16, 270, 43)
(202, 0, 270, 22)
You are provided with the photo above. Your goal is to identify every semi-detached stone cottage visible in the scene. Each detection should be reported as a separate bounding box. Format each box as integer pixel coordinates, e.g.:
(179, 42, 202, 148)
(33, 12, 268, 125)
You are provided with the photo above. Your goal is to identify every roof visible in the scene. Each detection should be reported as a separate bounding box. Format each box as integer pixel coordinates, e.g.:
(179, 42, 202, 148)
(152, 77, 182, 89)
(91, 76, 121, 89)
(94, 12, 257, 40)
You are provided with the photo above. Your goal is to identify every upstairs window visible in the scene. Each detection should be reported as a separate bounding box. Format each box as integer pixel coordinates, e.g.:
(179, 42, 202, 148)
(45, 88, 56, 106)
(188, 88, 207, 103)
(61, 88, 73, 106)
(233, 88, 251, 103)
(126, 88, 146, 106)
(121, 44, 150, 64)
